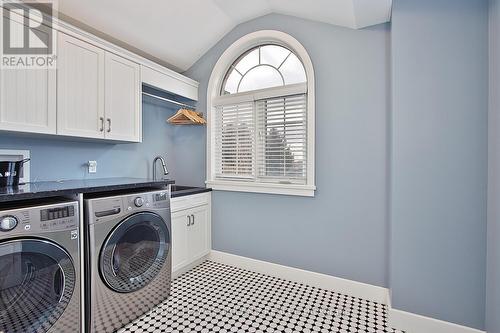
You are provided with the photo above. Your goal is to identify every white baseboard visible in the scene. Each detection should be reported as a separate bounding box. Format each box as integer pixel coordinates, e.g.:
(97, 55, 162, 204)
(388, 305, 486, 333)
(172, 254, 210, 279)
(208, 250, 389, 305)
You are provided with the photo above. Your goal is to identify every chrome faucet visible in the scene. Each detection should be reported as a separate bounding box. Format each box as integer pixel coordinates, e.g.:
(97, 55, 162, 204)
(153, 156, 169, 181)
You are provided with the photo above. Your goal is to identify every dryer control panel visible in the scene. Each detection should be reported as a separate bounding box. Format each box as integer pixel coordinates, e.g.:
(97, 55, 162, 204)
(88, 189, 170, 225)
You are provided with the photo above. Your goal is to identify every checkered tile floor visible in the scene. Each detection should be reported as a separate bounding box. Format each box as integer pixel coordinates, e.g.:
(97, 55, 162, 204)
(118, 261, 404, 333)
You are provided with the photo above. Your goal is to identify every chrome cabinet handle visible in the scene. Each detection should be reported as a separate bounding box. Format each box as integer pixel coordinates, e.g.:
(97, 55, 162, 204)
(187, 215, 191, 226)
(99, 117, 104, 132)
(107, 118, 111, 132)
(191, 214, 195, 225)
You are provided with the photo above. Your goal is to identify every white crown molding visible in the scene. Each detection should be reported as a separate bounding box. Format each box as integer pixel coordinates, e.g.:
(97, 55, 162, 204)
(4, 3, 199, 89)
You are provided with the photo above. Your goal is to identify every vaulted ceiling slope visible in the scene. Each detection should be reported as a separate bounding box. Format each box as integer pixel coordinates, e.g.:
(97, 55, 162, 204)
(58, 0, 392, 71)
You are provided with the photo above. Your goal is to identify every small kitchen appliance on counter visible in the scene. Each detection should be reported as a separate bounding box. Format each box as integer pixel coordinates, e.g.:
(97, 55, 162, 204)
(0, 158, 30, 187)
(85, 188, 171, 333)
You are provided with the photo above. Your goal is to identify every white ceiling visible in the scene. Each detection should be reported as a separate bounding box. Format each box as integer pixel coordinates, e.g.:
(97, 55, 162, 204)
(57, 0, 392, 72)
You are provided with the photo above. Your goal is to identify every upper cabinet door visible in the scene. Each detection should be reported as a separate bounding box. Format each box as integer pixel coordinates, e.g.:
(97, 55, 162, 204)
(57, 32, 105, 139)
(0, 16, 56, 134)
(104, 53, 141, 142)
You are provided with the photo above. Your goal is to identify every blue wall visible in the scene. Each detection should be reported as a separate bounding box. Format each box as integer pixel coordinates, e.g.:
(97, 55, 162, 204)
(0, 95, 204, 182)
(390, 0, 488, 329)
(487, 0, 500, 332)
(184, 14, 391, 288)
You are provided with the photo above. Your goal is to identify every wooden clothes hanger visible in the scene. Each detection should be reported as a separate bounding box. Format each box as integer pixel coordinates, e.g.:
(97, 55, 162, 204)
(167, 108, 206, 125)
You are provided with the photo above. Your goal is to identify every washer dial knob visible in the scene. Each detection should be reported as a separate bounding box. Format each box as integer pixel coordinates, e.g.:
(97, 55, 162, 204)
(134, 197, 144, 207)
(0, 216, 18, 231)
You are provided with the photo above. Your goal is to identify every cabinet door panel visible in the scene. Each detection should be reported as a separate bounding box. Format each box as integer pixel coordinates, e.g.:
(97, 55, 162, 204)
(171, 210, 190, 272)
(188, 205, 210, 261)
(0, 16, 56, 134)
(104, 53, 141, 142)
(57, 32, 105, 138)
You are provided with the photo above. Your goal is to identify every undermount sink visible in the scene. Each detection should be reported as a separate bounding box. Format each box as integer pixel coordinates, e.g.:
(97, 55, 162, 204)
(170, 185, 198, 192)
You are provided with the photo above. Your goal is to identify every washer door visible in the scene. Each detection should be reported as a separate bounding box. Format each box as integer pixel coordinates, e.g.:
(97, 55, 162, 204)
(100, 212, 170, 293)
(0, 239, 76, 333)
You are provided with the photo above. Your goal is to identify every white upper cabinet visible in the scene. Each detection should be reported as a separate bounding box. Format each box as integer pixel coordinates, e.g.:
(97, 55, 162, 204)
(57, 32, 105, 139)
(104, 53, 141, 142)
(0, 9, 198, 141)
(57, 33, 141, 142)
(0, 15, 56, 134)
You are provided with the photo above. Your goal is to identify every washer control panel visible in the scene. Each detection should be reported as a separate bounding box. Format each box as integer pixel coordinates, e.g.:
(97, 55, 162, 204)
(0, 201, 79, 235)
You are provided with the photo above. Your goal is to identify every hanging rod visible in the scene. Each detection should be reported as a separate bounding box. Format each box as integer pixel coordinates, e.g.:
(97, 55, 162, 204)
(142, 92, 196, 109)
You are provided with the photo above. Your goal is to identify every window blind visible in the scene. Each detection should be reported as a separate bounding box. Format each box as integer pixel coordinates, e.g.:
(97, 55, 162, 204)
(214, 94, 307, 184)
(215, 102, 255, 179)
(256, 94, 307, 184)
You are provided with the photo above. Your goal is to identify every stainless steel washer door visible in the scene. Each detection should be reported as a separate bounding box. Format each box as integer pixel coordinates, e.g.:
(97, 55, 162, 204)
(99, 212, 170, 293)
(0, 239, 76, 333)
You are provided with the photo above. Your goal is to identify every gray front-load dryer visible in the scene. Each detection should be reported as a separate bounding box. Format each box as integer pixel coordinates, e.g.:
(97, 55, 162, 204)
(85, 189, 171, 333)
(0, 199, 81, 333)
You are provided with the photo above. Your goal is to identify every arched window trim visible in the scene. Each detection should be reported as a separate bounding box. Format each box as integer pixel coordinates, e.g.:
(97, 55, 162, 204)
(206, 30, 316, 197)
(220, 43, 306, 95)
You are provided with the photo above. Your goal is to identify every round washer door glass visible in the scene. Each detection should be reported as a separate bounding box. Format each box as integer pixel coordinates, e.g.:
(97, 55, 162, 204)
(0, 239, 76, 333)
(100, 212, 170, 293)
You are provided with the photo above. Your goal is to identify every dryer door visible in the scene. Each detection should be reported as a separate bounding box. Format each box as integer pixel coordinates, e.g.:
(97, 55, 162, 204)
(0, 239, 76, 333)
(99, 212, 170, 293)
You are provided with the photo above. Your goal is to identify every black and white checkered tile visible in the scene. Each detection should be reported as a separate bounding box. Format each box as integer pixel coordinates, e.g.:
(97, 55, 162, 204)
(119, 261, 404, 333)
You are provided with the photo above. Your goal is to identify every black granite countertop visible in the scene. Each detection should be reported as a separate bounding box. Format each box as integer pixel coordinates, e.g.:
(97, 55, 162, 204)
(0, 177, 174, 203)
(171, 185, 212, 198)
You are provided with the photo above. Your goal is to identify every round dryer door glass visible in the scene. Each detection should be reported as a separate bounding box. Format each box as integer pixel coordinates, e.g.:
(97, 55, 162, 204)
(0, 239, 76, 333)
(100, 212, 170, 293)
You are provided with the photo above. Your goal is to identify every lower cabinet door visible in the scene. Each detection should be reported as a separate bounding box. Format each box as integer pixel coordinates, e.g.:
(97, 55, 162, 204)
(188, 205, 210, 261)
(171, 210, 190, 272)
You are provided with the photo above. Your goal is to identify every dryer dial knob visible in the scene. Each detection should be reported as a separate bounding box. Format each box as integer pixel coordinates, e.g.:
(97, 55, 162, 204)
(134, 197, 144, 207)
(0, 216, 18, 231)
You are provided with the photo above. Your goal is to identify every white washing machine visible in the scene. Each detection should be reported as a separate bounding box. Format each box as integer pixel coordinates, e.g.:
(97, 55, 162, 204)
(85, 189, 171, 333)
(0, 198, 81, 333)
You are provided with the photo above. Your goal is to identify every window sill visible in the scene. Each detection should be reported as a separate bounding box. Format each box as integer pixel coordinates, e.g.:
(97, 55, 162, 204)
(205, 180, 316, 197)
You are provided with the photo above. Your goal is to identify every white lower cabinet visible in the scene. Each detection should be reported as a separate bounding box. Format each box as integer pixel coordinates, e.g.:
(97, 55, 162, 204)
(171, 193, 211, 273)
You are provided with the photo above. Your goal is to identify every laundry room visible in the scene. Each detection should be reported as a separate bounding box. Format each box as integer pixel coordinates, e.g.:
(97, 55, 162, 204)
(0, 1, 498, 333)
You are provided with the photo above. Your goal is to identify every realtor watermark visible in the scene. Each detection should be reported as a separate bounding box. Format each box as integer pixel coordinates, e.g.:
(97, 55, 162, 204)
(1, 0, 57, 69)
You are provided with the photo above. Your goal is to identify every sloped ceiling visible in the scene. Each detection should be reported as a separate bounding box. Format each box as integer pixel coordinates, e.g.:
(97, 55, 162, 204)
(57, 0, 392, 71)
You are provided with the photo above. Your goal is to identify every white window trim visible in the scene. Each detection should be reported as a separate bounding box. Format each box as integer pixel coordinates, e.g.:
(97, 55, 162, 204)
(206, 30, 316, 197)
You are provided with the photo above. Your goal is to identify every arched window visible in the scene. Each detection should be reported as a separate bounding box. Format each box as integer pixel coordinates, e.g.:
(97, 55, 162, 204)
(221, 44, 306, 94)
(206, 31, 315, 197)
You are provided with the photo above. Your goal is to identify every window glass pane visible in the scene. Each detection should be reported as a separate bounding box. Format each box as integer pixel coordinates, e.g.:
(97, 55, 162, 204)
(280, 53, 307, 85)
(256, 95, 307, 184)
(222, 68, 241, 95)
(235, 48, 259, 74)
(261, 45, 290, 68)
(238, 66, 283, 93)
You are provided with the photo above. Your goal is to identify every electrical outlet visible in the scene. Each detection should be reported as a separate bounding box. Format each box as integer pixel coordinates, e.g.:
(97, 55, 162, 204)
(88, 161, 97, 173)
